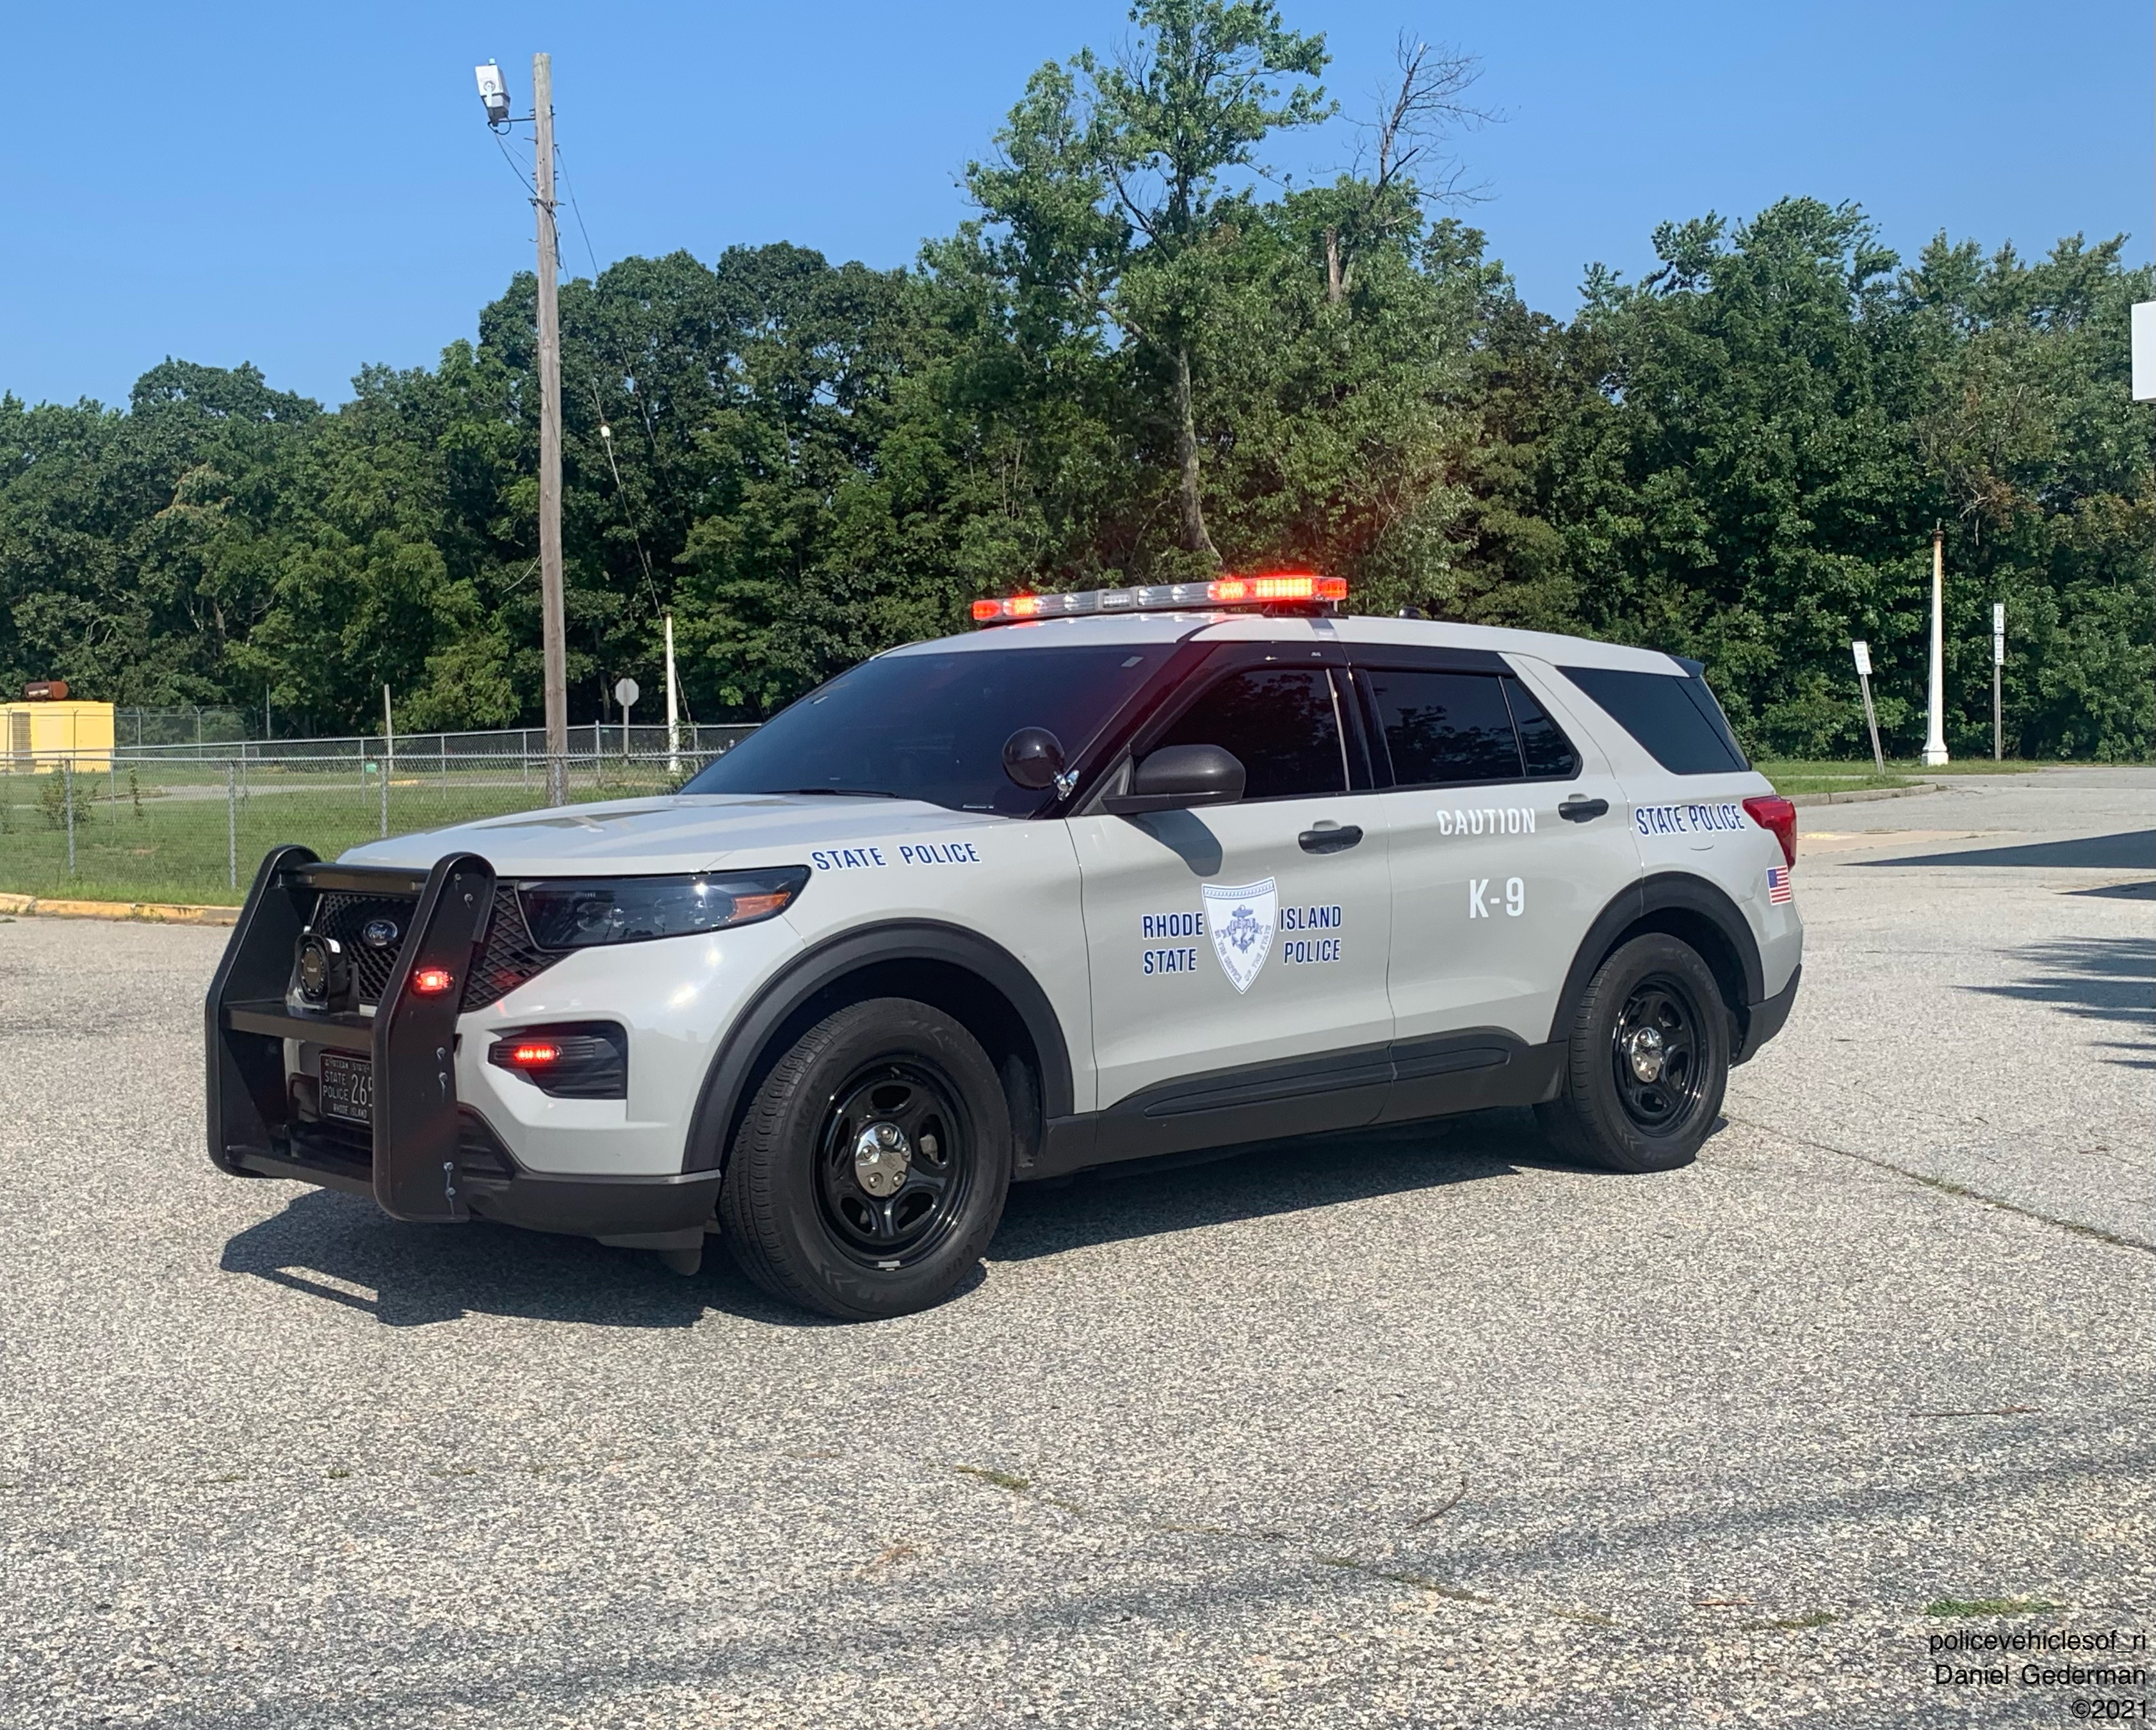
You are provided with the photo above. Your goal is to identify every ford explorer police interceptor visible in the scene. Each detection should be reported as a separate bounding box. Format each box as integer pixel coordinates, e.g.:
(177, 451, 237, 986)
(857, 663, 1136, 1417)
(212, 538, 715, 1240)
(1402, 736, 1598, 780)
(206, 575, 1802, 1319)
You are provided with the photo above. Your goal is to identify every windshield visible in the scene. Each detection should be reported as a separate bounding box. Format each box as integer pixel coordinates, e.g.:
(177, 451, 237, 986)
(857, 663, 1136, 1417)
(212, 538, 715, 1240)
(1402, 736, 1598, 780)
(684, 643, 1174, 816)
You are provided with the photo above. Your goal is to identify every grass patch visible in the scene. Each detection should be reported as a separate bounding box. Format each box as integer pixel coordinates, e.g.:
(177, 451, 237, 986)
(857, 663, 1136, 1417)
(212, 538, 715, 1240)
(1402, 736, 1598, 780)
(1926, 1597, 2063, 1617)
(1756, 757, 2061, 797)
(952, 1464, 1032, 1492)
(0, 767, 683, 905)
(1754, 757, 2052, 797)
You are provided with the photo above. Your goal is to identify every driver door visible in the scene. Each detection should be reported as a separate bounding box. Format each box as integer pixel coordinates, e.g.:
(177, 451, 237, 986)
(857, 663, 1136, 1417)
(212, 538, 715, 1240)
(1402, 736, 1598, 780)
(1066, 649, 1395, 1149)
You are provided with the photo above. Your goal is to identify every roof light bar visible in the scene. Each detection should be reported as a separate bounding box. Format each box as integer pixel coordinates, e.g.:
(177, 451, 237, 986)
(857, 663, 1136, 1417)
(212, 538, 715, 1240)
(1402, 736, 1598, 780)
(971, 572, 1346, 626)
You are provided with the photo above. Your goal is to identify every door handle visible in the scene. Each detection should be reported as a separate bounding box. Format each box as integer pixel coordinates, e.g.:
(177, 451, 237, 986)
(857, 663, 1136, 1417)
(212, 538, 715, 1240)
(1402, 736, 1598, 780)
(1299, 823, 1364, 855)
(1558, 797, 1609, 823)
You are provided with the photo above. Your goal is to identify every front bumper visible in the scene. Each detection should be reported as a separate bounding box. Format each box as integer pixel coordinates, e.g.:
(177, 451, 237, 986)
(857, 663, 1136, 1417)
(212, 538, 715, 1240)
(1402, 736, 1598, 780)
(206, 845, 719, 1248)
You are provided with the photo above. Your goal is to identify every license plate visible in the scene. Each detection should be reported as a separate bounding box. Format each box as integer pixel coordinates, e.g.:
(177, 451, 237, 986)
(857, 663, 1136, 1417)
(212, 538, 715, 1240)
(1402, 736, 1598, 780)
(319, 1053, 374, 1126)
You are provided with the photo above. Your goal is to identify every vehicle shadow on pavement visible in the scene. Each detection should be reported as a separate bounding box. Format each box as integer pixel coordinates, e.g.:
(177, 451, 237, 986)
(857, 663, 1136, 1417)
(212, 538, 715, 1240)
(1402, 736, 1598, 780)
(1855, 829, 2155, 869)
(993, 1107, 1592, 1261)
(1965, 936, 2156, 1063)
(218, 1112, 1591, 1324)
(218, 1190, 814, 1330)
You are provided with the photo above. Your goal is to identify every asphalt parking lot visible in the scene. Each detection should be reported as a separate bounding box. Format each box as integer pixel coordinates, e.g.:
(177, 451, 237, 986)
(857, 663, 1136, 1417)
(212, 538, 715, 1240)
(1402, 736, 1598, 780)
(2, 768, 2149, 1729)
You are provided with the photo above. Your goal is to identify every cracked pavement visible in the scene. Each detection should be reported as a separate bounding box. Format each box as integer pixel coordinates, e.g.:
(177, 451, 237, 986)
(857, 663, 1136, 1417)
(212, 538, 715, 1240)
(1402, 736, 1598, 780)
(1, 767, 2148, 1727)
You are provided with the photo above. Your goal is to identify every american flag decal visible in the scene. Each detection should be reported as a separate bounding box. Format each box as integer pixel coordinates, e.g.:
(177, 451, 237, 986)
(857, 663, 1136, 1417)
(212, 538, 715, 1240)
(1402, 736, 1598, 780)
(1767, 866, 1792, 905)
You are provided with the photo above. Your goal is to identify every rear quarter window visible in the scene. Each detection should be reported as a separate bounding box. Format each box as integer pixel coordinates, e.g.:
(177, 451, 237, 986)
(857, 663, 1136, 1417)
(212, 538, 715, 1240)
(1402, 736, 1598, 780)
(1558, 665, 1748, 775)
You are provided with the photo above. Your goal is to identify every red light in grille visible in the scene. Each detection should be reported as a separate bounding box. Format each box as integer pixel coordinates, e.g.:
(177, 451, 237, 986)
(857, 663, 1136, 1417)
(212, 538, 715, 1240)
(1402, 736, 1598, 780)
(410, 966, 455, 995)
(507, 1042, 560, 1067)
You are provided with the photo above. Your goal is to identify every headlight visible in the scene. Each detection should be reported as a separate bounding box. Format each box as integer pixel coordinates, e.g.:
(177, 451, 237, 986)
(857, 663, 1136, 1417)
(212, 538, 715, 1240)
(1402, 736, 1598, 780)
(517, 867, 810, 949)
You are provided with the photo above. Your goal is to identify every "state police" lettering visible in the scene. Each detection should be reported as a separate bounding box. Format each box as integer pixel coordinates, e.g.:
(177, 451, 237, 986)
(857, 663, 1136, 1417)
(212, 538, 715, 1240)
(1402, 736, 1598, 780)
(1142, 947, 1201, 974)
(809, 841, 985, 870)
(1633, 802, 1746, 837)
(1282, 938, 1341, 964)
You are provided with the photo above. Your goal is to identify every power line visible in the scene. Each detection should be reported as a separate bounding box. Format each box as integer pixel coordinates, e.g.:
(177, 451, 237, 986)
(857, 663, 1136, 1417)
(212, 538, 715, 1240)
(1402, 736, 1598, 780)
(553, 143, 603, 282)
(491, 129, 537, 199)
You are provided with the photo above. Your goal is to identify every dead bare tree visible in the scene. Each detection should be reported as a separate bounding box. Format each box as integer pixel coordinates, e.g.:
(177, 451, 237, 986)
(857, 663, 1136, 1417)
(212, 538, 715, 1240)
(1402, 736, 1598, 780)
(1325, 34, 1496, 305)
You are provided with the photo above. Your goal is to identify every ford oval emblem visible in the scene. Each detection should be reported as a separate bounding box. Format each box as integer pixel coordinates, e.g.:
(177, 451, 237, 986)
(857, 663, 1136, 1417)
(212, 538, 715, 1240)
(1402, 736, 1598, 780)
(361, 918, 401, 950)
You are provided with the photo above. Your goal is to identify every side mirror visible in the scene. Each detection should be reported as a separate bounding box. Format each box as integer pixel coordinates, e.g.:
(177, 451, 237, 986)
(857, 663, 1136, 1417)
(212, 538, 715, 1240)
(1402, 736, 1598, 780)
(1001, 726, 1065, 790)
(1101, 743, 1246, 814)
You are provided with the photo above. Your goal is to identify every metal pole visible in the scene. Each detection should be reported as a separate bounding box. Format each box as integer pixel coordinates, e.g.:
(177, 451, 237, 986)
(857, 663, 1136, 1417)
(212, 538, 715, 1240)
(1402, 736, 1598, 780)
(533, 53, 570, 807)
(225, 761, 237, 890)
(1859, 674, 1885, 775)
(1922, 527, 1949, 766)
(665, 613, 680, 775)
(1992, 601, 2005, 761)
(64, 759, 76, 875)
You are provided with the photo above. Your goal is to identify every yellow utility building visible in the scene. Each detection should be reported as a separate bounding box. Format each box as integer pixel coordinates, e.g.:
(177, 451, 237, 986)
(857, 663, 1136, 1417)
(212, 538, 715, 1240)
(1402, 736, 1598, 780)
(2, 698, 115, 772)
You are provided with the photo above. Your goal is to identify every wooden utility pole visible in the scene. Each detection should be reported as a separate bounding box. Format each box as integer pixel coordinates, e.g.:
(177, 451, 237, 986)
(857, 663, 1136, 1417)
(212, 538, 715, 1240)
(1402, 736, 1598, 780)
(533, 53, 569, 805)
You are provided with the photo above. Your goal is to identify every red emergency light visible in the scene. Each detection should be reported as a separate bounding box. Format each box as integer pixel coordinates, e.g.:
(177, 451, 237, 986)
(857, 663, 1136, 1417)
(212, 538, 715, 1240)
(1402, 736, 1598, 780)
(972, 572, 1347, 624)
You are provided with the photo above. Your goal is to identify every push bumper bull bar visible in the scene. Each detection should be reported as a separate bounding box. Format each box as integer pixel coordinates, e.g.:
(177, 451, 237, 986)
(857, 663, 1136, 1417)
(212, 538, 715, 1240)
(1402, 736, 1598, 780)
(205, 845, 719, 1243)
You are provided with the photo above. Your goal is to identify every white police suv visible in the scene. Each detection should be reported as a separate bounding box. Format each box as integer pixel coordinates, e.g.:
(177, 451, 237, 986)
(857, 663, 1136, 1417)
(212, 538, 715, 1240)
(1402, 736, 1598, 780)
(207, 575, 1801, 1318)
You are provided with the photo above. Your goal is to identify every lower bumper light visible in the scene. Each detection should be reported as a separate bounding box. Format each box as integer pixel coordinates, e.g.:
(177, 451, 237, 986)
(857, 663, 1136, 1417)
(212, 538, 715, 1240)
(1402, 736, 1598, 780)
(487, 1023, 629, 1099)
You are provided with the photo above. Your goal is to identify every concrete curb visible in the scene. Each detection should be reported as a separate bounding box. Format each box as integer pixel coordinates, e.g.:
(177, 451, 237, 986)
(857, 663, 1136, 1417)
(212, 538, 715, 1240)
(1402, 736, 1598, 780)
(0, 893, 239, 926)
(1788, 782, 1947, 809)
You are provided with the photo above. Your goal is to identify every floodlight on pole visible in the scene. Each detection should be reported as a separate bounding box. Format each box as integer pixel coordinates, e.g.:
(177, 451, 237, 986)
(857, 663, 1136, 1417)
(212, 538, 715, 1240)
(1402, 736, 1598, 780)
(475, 62, 511, 126)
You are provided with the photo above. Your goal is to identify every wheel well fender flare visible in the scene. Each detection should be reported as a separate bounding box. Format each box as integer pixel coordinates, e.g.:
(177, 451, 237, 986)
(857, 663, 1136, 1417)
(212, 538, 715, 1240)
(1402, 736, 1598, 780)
(1552, 873, 1765, 1044)
(682, 921, 1076, 1174)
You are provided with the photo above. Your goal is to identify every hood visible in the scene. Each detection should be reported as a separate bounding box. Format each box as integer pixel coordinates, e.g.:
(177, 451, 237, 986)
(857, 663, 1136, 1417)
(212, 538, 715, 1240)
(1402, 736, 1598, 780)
(338, 794, 1007, 877)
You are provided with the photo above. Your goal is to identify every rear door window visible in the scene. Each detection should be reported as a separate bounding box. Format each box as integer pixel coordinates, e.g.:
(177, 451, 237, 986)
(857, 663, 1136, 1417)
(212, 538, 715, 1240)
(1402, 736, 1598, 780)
(1365, 670, 1519, 784)
(1558, 665, 1747, 775)
(1151, 668, 1346, 800)
(1361, 669, 1581, 786)
(1504, 678, 1582, 778)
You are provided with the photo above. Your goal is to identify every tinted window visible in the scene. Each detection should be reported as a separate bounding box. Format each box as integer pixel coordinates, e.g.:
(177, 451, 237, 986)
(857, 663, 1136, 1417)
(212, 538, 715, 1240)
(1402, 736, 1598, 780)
(1502, 677, 1582, 779)
(1366, 670, 1521, 785)
(1153, 668, 1345, 800)
(1559, 665, 1747, 775)
(684, 645, 1171, 815)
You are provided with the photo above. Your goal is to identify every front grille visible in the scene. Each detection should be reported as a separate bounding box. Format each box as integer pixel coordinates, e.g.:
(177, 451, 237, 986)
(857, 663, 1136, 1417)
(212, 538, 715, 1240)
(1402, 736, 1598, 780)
(462, 884, 560, 1011)
(302, 883, 565, 1010)
(312, 892, 416, 1003)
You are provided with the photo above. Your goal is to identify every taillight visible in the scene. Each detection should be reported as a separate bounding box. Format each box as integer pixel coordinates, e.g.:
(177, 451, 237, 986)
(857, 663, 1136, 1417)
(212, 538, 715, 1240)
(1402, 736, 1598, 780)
(1744, 795, 1797, 869)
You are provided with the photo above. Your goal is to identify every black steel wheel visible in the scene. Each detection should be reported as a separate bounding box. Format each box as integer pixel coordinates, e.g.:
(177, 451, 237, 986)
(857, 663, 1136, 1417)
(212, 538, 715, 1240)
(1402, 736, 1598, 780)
(1536, 934, 1730, 1174)
(720, 998, 1012, 1319)
(815, 1060, 974, 1266)
(1609, 973, 1709, 1135)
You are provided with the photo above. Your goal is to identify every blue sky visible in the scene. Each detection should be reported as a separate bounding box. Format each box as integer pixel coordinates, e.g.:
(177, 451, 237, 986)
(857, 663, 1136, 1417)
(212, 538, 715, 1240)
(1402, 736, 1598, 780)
(3, 1, 2147, 408)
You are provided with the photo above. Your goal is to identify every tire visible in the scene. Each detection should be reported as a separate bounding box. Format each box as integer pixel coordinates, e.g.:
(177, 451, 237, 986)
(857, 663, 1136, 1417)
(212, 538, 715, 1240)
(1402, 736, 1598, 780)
(1535, 934, 1730, 1174)
(718, 998, 1012, 1320)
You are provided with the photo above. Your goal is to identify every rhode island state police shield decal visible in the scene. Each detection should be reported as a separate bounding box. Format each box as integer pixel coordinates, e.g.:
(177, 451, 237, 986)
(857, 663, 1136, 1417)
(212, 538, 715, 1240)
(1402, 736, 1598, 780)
(1202, 877, 1277, 995)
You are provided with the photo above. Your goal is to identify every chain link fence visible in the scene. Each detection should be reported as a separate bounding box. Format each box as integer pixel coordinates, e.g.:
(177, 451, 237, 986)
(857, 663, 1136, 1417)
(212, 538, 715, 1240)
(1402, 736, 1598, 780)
(0, 728, 758, 906)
